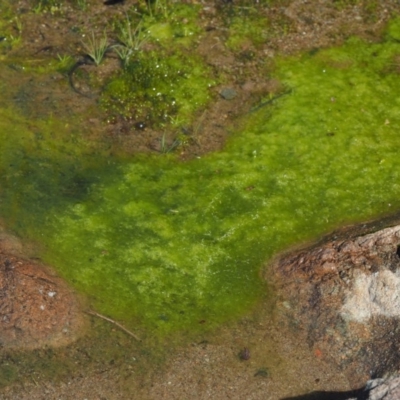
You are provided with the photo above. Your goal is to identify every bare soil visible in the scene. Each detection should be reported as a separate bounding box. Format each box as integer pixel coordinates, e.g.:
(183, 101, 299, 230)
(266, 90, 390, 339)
(3, 1, 400, 399)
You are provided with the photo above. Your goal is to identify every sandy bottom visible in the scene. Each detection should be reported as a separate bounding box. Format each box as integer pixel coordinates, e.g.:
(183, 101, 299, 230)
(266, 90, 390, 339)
(0, 297, 353, 400)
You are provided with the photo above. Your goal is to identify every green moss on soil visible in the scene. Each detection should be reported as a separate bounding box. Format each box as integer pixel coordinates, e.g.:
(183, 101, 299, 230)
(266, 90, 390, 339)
(2, 21, 400, 337)
(0, 1, 23, 53)
(144, 2, 202, 47)
(101, 1, 209, 128)
(100, 50, 215, 127)
(226, 6, 270, 51)
(0, 364, 18, 387)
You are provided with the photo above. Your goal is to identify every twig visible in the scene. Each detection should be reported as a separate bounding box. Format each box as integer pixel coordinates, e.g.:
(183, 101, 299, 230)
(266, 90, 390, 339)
(30, 376, 39, 387)
(86, 310, 141, 341)
(248, 89, 292, 114)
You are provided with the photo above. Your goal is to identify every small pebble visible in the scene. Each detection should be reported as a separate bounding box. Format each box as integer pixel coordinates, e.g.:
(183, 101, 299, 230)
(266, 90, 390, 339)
(220, 87, 237, 100)
(239, 347, 250, 360)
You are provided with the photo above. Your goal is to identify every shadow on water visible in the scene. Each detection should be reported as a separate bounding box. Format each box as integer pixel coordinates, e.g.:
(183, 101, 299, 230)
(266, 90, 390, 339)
(281, 387, 367, 400)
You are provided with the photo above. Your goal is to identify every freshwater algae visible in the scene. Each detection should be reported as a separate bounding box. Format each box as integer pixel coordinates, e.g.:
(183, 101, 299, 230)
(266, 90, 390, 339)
(2, 26, 400, 337)
(0, 103, 112, 230)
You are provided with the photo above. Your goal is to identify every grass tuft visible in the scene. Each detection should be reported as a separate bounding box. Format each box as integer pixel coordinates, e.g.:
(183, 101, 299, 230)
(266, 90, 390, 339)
(112, 18, 148, 66)
(81, 31, 109, 66)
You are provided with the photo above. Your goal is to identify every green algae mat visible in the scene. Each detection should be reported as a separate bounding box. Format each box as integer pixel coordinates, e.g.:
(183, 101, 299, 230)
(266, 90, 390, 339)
(2, 22, 400, 337)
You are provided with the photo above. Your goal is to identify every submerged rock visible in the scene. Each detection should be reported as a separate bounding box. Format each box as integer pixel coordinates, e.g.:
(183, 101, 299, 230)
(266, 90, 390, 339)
(219, 87, 237, 100)
(0, 231, 84, 349)
(269, 218, 400, 388)
(343, 376, 400, 400)
(362, 376, 400, 400)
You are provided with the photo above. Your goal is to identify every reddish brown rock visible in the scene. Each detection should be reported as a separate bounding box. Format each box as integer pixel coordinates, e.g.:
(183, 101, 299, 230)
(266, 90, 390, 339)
(0, 233, 84, 349)
(269, 217, 400, 388)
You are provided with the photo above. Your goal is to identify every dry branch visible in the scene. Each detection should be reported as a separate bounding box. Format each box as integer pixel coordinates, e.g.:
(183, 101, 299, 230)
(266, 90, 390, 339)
(86, 310, 141, 341)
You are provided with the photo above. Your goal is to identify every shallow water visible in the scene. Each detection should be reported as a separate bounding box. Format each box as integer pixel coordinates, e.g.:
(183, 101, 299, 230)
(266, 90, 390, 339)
(3, 32, 400, 336)
(2, 11, 400, 397)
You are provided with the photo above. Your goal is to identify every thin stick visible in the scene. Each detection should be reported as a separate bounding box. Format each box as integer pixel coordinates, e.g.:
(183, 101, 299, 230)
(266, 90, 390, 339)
(248, 89, 292, 114)
(86, 310, 141, 341)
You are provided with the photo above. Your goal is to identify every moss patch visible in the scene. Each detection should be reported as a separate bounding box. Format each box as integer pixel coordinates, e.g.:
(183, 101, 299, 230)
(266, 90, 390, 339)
(225, 6, 270, 51)
(100, 50, 215, 128)
(100, 1, 212, 128)
(144, 2, 202, 47)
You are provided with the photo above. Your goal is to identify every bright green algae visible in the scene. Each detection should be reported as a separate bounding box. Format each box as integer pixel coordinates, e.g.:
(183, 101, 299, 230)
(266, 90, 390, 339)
(2, 30, 400, 336)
